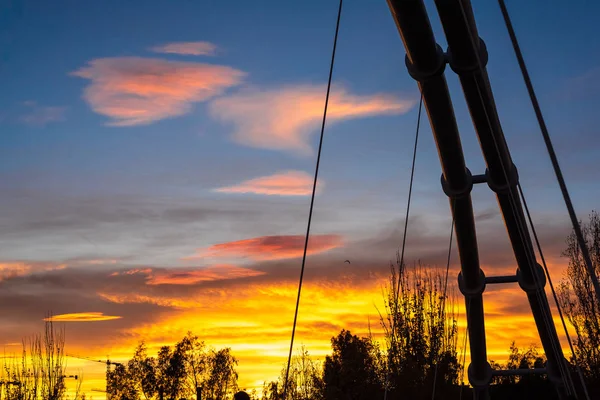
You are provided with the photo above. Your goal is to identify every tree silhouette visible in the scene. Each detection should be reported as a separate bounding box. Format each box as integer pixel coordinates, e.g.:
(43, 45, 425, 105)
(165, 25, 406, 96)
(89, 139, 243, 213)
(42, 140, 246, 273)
(111, 335, 238, 400)
(490, 342, 546, 385)
(202, 348, 238, 400)
(1, 316, 82, 400)
(260, 381, 279, 400)
(488, 343, 556, 399)
(127, 342, 157, 400)
(322, 330, 383, 400)
(176, 333, 208, 399)
(557, 210, 600, 388)
(107, 364, 138, 400)
(153, 343, 188, 400)
(262, 345, 323, 400)
(379, 258, 461, 399)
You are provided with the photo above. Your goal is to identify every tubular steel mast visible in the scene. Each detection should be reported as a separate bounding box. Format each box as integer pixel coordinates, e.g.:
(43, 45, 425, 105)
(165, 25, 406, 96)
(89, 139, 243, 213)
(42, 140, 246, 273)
(385, 1, 575, 399)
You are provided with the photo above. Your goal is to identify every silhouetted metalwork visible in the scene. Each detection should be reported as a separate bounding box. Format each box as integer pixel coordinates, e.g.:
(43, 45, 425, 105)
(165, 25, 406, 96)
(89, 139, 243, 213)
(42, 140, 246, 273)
(385, 0, 576, 399)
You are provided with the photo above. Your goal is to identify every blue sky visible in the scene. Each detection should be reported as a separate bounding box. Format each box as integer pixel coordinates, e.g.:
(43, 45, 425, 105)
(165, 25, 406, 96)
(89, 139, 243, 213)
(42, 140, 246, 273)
(0, 0, 599, 392)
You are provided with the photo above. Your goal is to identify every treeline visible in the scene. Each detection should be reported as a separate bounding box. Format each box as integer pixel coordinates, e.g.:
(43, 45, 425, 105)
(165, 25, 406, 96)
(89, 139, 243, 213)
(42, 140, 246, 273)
(107, 334, 238, 400)
(113, 261, 463, 400)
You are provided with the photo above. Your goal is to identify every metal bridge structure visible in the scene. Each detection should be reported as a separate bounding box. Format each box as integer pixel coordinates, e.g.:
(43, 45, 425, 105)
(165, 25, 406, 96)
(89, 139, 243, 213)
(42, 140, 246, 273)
(385, 1, 576, 399)
(282, 1, 600, 399)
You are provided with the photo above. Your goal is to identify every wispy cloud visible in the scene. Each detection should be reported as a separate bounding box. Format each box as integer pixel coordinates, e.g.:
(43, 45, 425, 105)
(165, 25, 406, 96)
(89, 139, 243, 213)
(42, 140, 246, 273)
(213, 170, 320, 196)
(209, 84, 416, 156)
(108, 265, 265, 285)
(19, 104, 67, 127)
(0, 261, 66, 281)
(111, 268, 153, 277)
(147, 265, 266, 285)
(0, 258, 122, 282)
(71, 57, 245, 126)
(186, 234, 343, 261)
(150, 41, 217, 56)
(67, 257, 122, 266)
(46, 312, 122, 322)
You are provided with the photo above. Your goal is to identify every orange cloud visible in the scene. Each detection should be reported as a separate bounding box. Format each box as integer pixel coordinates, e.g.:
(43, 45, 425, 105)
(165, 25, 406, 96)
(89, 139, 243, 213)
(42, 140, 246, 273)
(209, 84, 416, 156)
(150, 41, 217, 56)
(45, 312, 122, 322)
(71, 57, 245, 126)
(186, 234, 343, 261)
(148, 265, 265, 285)
(213, 170, 320, 196)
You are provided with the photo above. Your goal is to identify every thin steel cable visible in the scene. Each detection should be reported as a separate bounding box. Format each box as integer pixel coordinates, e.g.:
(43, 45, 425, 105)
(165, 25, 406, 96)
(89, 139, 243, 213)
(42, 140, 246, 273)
(498, 0, 600, 308)
(383, 93, 424, 400)
(394, 94, 424, 305)
(281, 1, 343, 398)
(518, 183, 591, 400)
(454, 1, 574, 394)
(431, 213, 456, 400)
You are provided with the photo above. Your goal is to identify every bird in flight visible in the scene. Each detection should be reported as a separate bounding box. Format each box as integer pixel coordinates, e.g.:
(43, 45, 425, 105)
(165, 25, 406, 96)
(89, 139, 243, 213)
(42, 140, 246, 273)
(344, 260, 351, 264)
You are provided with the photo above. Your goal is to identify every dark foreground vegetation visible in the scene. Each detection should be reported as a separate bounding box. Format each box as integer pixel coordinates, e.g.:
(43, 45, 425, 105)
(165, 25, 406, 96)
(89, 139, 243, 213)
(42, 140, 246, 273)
(3, 212, 599, 400)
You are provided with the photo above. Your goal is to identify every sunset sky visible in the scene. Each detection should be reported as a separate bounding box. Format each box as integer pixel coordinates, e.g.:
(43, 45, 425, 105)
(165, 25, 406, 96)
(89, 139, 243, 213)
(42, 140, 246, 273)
(1, 0, 600, 396)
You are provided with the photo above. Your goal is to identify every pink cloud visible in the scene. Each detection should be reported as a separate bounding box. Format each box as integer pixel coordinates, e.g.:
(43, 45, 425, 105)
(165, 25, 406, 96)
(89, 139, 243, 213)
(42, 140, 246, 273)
(213, 170, 320, 196)
(208, 84, 416, 156)
(150, 41, 217, 56)
(186, 234, 343, 261)
(71, 57, 245, 126)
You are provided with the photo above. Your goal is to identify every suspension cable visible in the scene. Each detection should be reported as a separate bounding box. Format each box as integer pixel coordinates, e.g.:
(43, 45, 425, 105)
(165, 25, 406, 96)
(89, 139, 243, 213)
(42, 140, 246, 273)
(281, 1, 343, 398)
(518, 183, 591, 400)
(395, 94, 424, 304)
(455, 1, 574, 395)
(497, 0, 600, 307)
(431, 212, 456, 400)
(383, 92, 424, 400)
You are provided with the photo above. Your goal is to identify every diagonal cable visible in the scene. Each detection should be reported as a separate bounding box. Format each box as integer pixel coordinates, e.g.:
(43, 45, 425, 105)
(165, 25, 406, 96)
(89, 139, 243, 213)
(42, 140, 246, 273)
(281, 1, 343, 399)
(518, 183, 591, 400)
(497, 0, 600, 307)
(454, 1, 574, 394)
(492, 0, 592, 393)
(394, 94, 424, 306)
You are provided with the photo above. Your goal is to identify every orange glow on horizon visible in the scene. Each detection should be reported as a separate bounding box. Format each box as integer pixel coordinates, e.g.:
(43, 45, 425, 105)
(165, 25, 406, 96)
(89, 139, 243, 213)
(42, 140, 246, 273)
(3, 259, 575, 397)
